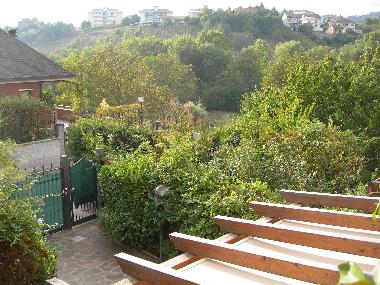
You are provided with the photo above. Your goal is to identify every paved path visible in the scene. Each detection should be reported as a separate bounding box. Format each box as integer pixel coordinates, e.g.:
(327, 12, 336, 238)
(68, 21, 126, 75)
(49, 220, 155, 285)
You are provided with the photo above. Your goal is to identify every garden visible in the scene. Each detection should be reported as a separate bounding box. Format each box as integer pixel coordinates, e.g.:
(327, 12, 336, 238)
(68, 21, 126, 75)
(0, 22, 379, 284)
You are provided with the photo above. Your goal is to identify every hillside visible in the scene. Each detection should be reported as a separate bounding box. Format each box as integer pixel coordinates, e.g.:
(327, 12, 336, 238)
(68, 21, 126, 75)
(27, 24, 201, 54)
(348, 11, 380, 23)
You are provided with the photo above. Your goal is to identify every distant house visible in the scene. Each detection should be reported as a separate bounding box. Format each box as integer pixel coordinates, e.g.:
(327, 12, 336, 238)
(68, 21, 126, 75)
(138, 6, 173, 24)
(283, 10, 323, 32)
(0, 29, 73, 99)
(335, 17, 356, 30)
(325, 24, 345, 35)
(236, 6, 259, 14)
(325, 16, 357, 35)
(282, 10, 305, 30)
(301, 11, 323, 32)
(88, 8, 123, 26)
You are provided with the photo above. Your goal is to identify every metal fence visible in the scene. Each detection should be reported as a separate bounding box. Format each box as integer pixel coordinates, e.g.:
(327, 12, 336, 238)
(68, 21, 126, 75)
(14, 168, 64, 232)
(13, 153, 102, 234)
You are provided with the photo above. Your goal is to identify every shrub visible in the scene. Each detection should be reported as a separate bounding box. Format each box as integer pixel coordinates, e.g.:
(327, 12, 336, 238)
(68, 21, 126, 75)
(98, 137, 277, 258)
(95, 99, 141, 125)
(66, 117, 155, 160)
(0, 140, 56, 284)
(0, 97, 54, 143)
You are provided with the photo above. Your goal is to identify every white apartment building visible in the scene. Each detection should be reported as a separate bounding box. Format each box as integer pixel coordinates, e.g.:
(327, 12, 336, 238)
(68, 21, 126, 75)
(139, 6, 173, 23)
(282, 10, 323, 32)
(188, 9, 202, 18)
(88, 8, 123, 26)
(282, 10, 305, 30)
(301, 12, 323, 32)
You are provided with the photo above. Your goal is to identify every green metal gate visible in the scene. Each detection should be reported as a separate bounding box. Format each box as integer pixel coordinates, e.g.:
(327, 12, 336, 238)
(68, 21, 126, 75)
(13, 155, 100, 232)
(70, 158, 98, 225)
(14, 170, 64, 232)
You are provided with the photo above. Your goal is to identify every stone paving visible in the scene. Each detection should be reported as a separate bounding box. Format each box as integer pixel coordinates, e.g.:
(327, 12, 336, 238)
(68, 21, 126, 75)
(49, 220, 155, 285)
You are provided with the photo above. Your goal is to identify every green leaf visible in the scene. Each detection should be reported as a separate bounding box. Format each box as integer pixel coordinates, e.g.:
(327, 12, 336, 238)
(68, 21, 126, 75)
(373, 201, 380, 222)
(372, 263, 380, 285)
(338, 262, 374, 285)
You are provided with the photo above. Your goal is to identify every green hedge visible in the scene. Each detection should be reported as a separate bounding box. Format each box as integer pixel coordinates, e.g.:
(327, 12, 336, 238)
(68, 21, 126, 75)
(0, 97, 54, 143)
(97, 135, 279, 258)
(66, 117, 155, 160)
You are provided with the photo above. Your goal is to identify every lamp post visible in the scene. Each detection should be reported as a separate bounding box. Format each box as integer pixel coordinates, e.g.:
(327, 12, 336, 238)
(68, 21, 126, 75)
(138, 96, 144, 124)
(154, 185, 169, 261)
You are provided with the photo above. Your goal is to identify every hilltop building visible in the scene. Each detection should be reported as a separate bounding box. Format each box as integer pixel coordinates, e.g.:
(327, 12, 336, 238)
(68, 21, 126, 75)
(301, 11, 323, 32)
(88, 8, 123, 26)
(283, 10, 323, 32)
(282, 10, 305, 30)
(323, 15, 358, 35)
(138, 6, 173, 24)
(188, 9, 202, 18)
(236, 6, 259, 14)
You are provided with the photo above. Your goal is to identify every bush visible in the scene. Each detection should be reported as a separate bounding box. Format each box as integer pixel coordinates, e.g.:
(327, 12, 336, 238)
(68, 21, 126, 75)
(97, 90, 367, 258)
(66, 117, 155, 160)
(0, 141, 56, 284)
(0, 97, 54, 143)
(98, 136, 277, 258)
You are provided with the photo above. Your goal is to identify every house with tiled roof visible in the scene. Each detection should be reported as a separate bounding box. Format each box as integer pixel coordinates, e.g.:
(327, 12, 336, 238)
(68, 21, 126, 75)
(301, 11, 323, 32)
(282, 10, 305, 30)
(282, 10, 323, 32)
(0, 29, 73, 99)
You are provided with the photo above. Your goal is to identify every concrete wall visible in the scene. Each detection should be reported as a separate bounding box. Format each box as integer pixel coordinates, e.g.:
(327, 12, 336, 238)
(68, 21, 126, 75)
(15, 138, 62, 171)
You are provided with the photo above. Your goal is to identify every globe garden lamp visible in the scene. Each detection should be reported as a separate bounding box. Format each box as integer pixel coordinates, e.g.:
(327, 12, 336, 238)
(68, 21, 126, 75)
(155, 185, 170, 199)
(138, 96, 144, 124)
(154, 185, 170, 261)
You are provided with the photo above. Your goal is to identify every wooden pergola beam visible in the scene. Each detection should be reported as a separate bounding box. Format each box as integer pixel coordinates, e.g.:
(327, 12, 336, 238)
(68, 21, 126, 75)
(214, 215, 380, 258)
(250, 201, 380, 231)
(169, 232, 339, 285)
(280, 190, 379, 212)
(114, 253, 198, 285)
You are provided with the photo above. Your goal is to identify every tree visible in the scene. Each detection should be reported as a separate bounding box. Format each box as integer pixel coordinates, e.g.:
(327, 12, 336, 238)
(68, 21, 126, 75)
(121, 14, 140, 26)
(169, 33, 232, 87)
(56, 43, 168, 116)
(56, 38, 199, 119)
(203, 39, 270, 111)
(141, 53, 198, 103)
(81, 20, 92, 32)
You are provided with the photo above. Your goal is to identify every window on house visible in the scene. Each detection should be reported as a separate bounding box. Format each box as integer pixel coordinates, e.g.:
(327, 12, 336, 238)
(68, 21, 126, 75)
(18, 89, 33, 97)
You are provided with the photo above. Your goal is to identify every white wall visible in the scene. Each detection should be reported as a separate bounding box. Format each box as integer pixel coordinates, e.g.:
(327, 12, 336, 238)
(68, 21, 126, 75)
(14, 138, 62, 171)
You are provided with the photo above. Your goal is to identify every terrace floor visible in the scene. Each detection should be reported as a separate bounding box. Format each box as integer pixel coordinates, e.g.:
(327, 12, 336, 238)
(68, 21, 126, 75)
(49, 220, 156, 285)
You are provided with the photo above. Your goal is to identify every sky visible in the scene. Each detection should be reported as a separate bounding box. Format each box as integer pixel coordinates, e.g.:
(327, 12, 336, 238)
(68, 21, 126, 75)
(1, 0, 379, 27)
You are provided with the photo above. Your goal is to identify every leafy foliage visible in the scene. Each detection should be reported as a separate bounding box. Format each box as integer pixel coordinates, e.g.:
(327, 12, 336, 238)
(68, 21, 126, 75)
(17, 18, 77, 46)
(0, 141, 56, 284)
(98, 137, 276, 257)
(0, 97, 54, 143)
(338, 262, 380, 285)
(66, 117, 155, 160)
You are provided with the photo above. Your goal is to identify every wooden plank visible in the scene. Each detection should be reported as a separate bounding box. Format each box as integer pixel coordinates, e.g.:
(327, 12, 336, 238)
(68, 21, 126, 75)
(172, 234, 247, 270)
(114, 253, 198, 285)
(214, 215, 380, 258)
(250, 201, 380, 231)
(280, 190, 379, 212)
(170, 232, 339, 285)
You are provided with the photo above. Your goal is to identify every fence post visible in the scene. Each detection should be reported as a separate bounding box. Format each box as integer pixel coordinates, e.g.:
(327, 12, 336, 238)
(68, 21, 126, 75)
(155, 120, 161, 130)
(95, 148, 104, 208)
(61, 155, 72, 230)
(55, 123, 65, 155)
(15, 112, 22, 143)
